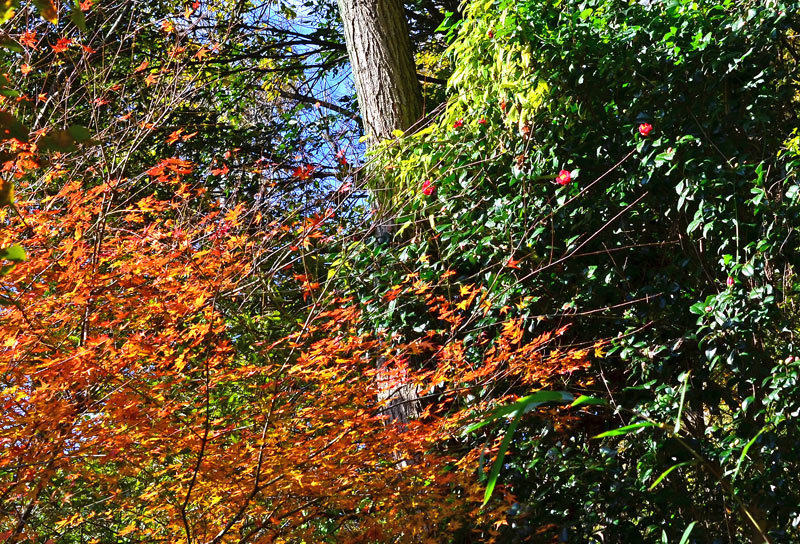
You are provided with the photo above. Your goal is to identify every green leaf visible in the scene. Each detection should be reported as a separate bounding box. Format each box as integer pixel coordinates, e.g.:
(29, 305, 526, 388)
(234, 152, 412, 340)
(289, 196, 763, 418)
(32, 0, 58, 24)
(0, 178, 13, 206)
(482, 409, 522, 506)
(0, 38, 22, 53)
(68, 124, 91, 142)
(571, 395, 607, 408)
(464, 391, 573, 434)
(648, 460, 695, 490)
(678, 521, 697, 544)
(731, 427, 765, 484)
(0, 0, 19, 24)
(70, 0, 87, 31)
(675, 371, 690, 434)
(39, 130, 77, 152)
(593, 421, 658, 439)
(0, 112, 29, 142)
(0, 244, 26, 262)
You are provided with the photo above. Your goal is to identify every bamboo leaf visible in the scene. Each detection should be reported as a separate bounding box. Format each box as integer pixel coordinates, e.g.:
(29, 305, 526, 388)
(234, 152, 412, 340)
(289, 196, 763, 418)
(731, 427, 766, 484)
(464, 391, 572, 434)
(593, 421, 658, 439)
(648, 460, 695, 490)
(675, 371, 691, 434)
(482, 409, 522, 506)
(571, 395, 607, 408)
(678, 521, 697, 544)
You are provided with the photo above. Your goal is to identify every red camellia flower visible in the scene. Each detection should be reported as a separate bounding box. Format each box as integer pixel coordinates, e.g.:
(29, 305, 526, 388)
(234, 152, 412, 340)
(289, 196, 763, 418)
(478, 118, 487, 125)
(726, 276, 735, 287)
(556, 170, 571, 185)
(453, 119, 464, 129)
(638, 122, 653, 137)
(421, 179, 435, 196)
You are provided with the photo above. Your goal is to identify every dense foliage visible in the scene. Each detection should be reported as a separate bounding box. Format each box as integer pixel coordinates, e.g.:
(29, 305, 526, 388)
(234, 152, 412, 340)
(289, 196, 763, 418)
(358, 0, 800, 541)
(1, 0, 799, 542)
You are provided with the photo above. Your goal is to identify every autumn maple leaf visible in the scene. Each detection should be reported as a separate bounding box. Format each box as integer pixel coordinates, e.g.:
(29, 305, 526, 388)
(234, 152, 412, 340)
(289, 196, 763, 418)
(19, 31, 37, 49)
(51, 38, 72, 54)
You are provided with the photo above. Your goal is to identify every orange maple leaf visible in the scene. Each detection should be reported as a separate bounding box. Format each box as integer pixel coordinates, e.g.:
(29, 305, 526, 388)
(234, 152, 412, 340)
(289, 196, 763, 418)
(20, 31, 37, 49)
(51, 38, 72, 54)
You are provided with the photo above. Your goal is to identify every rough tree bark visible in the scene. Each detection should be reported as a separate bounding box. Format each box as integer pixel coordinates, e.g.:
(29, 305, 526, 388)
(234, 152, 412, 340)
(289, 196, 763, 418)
(336, 0, 424, 142)
(337, 0, 423, 424)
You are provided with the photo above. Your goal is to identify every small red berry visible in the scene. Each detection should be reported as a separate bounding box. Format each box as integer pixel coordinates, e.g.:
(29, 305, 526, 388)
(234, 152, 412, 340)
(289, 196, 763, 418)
(453, 119, 464, 129)
(478, 118, 487, 125)
(421, 179, 435, 196)
(638, 123, 653, 137)
(487, 30, 494, 38)
(726, 276, 735, 288)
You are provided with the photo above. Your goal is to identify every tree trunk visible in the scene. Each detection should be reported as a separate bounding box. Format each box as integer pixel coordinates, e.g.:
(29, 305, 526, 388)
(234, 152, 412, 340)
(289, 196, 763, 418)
(337, 0, 423, 425)
(337, 0, 424, 142)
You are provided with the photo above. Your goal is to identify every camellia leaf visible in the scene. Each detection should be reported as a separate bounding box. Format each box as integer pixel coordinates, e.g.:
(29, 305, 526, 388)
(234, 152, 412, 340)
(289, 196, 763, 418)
(68, 124, 91, 142)
(0, 112, 29, 142)
(70, 0, 87, 31)
(39, 129, 77, 152)
(32, 0, 58, 24)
